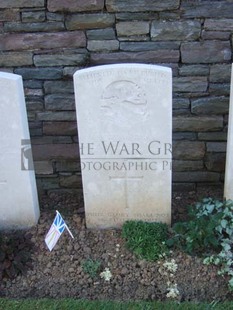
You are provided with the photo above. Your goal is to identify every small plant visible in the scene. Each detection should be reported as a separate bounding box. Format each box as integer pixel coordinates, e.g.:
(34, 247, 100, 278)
(166, 283, 180, 299)
(0, 232, 34, 280)
(167, 198, 233, 290)
(81, 259, 101, 278)
(158, 258, 180, 299)
(163, 258, 178, 273)
(122, 220, 169, 261)
(100, 267, 112, 282)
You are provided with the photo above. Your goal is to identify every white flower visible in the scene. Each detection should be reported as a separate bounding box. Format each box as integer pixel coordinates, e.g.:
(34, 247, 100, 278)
(166, 284, 180, 299)
(163, 259, 178, 273)
(100, 268, 112, 281)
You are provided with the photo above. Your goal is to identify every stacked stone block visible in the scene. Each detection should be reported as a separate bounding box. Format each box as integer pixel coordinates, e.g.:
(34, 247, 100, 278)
(0, 0, 232, 194)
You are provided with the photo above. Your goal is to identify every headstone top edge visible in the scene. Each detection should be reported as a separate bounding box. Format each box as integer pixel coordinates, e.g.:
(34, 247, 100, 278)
(0, 71, 22, 81)
(73, 63, 171, 78)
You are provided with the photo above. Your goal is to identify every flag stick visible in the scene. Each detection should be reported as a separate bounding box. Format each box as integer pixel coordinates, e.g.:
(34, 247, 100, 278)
(65, 224, 74, 239)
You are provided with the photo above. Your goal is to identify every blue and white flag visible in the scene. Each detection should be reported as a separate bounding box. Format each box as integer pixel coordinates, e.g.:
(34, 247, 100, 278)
(45, 210, 74, 251)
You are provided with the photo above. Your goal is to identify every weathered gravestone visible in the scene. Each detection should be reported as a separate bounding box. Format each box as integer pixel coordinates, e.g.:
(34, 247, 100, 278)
(224, 64, 233, 200)
(74, 64, 172, 229)
(0, 72, 40, 229)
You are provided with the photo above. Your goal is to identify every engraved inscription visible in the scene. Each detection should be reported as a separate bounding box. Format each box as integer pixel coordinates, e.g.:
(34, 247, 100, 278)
(87, 212, 168, 218)
(86, 211, 169, 223)
(81, 68, 168, 84)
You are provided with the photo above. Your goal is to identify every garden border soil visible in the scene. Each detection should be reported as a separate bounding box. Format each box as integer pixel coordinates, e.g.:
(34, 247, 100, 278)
(1, 188, 233, 302)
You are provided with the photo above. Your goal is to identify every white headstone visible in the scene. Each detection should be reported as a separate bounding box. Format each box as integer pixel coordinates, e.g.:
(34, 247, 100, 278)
(224, 64, 233, 200)
(0, 72, 40, 229)
(74, 64, 172, 229)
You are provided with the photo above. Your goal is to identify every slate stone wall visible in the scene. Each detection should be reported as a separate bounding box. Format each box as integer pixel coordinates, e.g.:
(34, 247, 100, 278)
(0, 0, 232, 194)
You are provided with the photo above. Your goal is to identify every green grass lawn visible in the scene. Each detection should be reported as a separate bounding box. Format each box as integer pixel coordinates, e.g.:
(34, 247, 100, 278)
(0, 299, 233, 310)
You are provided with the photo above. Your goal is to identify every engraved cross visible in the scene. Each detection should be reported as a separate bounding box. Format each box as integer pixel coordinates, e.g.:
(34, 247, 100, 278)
(109, 174, 143, 210)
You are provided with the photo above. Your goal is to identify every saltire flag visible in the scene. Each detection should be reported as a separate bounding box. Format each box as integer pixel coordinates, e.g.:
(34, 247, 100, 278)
(45, 210, 74, 251)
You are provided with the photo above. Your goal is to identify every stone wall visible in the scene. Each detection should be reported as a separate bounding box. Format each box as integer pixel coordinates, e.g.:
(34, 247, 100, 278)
(0, 0, 232, 194)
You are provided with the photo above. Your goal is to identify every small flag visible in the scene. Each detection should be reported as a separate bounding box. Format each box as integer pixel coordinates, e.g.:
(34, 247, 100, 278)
(45, 210, 74, 251)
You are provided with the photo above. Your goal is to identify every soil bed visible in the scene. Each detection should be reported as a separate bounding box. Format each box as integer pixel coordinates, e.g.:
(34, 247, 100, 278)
(1, 188, 233, 302)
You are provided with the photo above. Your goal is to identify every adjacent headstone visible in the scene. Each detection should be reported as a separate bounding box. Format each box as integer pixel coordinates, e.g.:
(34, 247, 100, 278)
(224, 64, 233, 200)
(0, 72, 40, 229)
(74, 64, 172, 229)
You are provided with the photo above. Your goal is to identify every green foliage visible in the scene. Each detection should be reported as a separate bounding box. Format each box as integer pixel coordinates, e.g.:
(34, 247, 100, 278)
(122, 220, 169, 261)
(167, 198, 233, 290)
(81, 259, 101, 278)
(0, 298, 233, 310)
(167, 201, 222, 254)
(0, 232, 34, 280)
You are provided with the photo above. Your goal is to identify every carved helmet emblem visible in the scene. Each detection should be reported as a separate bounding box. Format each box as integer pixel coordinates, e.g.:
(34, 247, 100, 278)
(101, 80, 147, 108)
